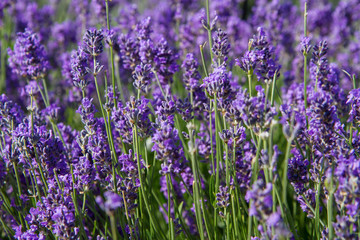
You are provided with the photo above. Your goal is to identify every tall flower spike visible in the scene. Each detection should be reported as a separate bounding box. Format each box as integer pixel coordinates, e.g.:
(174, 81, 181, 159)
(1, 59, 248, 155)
(236, 51, 257, 73)
(201, 66, 233, 100)
(182, 53, 201, 92)
(135, 17, 152, 40)
(71, 47, 89, 91)
(212, 28, 230, 62)
(154, 38, 179, 86)
(133, 63, 153, 93)
(216, 185, 230, 218)
(347, 88, 360, 126)
(312, 40, 328, 61)
(8, 29, 50, 80)
(83, 29, 104, 57)
(300, 37, 312, 55)
(118, 34, 140, 70)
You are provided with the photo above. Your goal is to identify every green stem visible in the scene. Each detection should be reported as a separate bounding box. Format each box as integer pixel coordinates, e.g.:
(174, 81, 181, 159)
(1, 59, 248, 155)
(70, 165, 86, 239)
(214, 97, 221, 190)
(153, 70, 167, 99)
(327, 166, 334, 240)
(209, 101, 215, 178)
(205, 0, 214, 62)
(315, 157, 325, 240)
(13, 162, 22, 197)
(247, 72, 252, 97)
(114, 54, 125, 101)
(0, 25, 7, 92)
(315, 180, 321, 240)
(82, 191, 87, 214)
(225, 208, 230, 240)
(93, 58, 106, 120)
(304, 1, 308, 36)
(92, 56, 117, 178)
(122, 191, 133, 239)
(271, 74, 277, 106)
(303, 53, 308, 110)
(170, 218, 175, 240)
(0, 214, 13, 236)
(281, 139, 292, 203)
(36, 80, 49, 107)
(134, 126, 166, 238)
(303, 1, 308, 109)
(105, 0, 118, 108)
(225, 143, 230, 187)
(167, 181, 196, 240)
(188, 127, 205, 240)
(247, 200, 253, 240)
(200, 44, 209, 77)
(213, 95, 222, 238)
(110, 214, 118, 240)
(353, 74, 356, 89)
(264, 83, 269, 111)
(105, 0, 111, 31)
(42, 78, 50, 106)
(251, 138, 263, 183)
(231, 194, 239, 239)
(166, 174, 174, 239)
(23, 144, 41, 202)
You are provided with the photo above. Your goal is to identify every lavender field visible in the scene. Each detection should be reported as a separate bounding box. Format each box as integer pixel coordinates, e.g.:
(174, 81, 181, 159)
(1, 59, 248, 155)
(0, 0, 360, 239)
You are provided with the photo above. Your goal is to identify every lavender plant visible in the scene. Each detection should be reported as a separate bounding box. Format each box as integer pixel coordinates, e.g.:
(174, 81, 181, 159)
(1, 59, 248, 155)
(1, 0, 360, 240)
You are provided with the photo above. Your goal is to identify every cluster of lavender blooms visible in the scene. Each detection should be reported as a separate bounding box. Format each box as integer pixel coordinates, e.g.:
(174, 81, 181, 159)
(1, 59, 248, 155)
(1, 0, 360, 239)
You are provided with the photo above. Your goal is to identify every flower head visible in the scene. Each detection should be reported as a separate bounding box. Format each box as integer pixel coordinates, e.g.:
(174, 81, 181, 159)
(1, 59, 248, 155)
(8, 29, 49, 80)
(83, 29, 104, 57)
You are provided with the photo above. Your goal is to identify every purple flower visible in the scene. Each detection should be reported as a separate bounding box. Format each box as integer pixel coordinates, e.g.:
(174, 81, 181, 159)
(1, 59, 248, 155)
(347, 88, 360, 126)
(0, 94, 24, 134)
(334, 156, 360, 221)
(49, 21, 78, 61)
(288, 149, 309, 194)
(118, 34, 140, 70)
(152, 118, 184, 175)
(118, 149, 142, 183)
(21, 3, 54, 42)
(236, 51, 257, 72)
(176, 98, 193, 123)
(8, 29, 50, 80)
(153, 38, 179, 85)
(182, 53, 201, 92)
(212, 28, 230, 62)
(237, 27, 280, 83)
(312, 40, 328, 61)
(71, 47, 90, 91)
(300, 37, 312, 55)
(246, 179, 292, 238)
(135, 17, 153, 40)
(216, 185, 230, 208)
(306, 89, 342, 164)
(96, 191, 123, 214)
(123, 96, 152, 138)
(77, 97, 97, 131)
(246, 179, 273, 219)
(82, 28, 104, 57)
(132, 63, 153, 93)
(201, 66, 233, 100)
(23, 187, 77, 239)
(332, 215, 357, 239)
(232, 86, 276, 135)
(73, 153, 96, 191)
